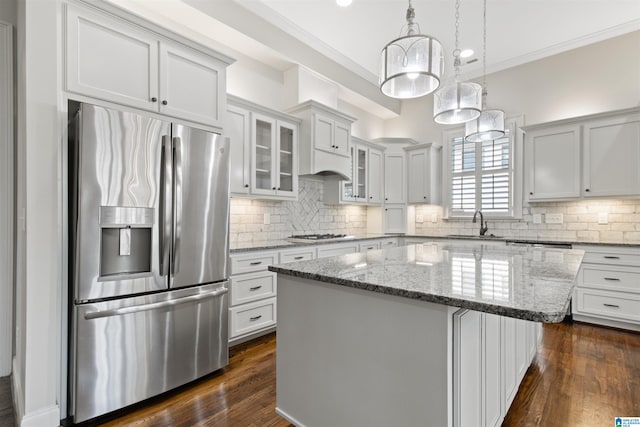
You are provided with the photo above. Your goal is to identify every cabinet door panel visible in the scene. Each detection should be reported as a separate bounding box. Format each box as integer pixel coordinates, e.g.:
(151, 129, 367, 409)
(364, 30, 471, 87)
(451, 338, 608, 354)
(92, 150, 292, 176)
(527, 125, 581, 200)
(384, 205, 406, 234)
(160, 43, 224, 127)
(453, 310, 482, 427)
(584, 118, 640, 197)
(67, 4, 158, 111)
(251, 113, 277, 195)
(368, 149, 383, 204)
(227, 105, 251, 194)
(314, 115, 334, 153)
(407, 150, 428, 203)
(276, 121, 298, 197)
(484, 314, 502, 427)
(385, 154, 406, 203)
(334, 122, 351, 157)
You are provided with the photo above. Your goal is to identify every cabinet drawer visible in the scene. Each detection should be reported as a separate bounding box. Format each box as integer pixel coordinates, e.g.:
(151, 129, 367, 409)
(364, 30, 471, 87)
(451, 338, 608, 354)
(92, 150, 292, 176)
(574, 289, 640, 323)
(317, 244, 358, 259)
(358, 241, 380, 252)
(582, 266, 640, 292)
(230, 251, 278, 275)
(229, 297, 277, 338)
(230, 271, 276, 306)
(379, 238, 398, 248)
(279, 248, 316, 263)
(581, 251, 640, 267)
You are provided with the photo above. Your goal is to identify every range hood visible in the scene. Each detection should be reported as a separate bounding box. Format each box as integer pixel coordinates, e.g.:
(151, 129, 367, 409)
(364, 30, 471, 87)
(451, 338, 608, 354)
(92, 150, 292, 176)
(287, 100, 357, 181)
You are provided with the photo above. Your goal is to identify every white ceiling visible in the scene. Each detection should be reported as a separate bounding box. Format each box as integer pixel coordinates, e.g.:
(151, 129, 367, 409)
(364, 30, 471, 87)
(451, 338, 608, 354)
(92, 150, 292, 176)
(112, 0, 640, 116)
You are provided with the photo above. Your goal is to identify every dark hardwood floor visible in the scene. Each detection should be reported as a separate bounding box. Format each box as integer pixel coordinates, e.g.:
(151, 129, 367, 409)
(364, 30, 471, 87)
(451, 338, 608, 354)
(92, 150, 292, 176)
(98, 320, 640, 427)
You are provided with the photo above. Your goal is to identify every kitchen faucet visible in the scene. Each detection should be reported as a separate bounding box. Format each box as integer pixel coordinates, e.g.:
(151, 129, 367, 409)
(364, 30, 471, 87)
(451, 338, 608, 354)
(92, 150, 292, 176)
(472, 210, 489, 236)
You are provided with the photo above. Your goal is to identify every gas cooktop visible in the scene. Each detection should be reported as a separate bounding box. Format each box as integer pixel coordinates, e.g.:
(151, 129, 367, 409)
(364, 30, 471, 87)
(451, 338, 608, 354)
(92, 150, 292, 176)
(287, 233, 355, 243)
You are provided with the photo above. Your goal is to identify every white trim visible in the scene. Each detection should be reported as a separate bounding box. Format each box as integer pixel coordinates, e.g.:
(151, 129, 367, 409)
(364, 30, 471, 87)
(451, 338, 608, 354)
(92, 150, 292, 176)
(12, 357, 24, 424)
(0, 21, 14, 377)
(19, 405, 60, 427)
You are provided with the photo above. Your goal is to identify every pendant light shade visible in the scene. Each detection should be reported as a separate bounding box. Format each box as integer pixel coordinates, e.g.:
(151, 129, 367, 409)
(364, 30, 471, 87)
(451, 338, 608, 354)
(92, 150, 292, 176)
(465, 108, 505, 142)
(464, 0, 505, 142)
(433, 78, 482, 124)
(379, 1, 443, 99)
(432, 0, 482, 125)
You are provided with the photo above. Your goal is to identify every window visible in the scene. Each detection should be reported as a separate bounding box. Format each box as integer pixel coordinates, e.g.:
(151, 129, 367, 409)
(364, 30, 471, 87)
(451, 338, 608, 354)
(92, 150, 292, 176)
(444, 116, 523, 219)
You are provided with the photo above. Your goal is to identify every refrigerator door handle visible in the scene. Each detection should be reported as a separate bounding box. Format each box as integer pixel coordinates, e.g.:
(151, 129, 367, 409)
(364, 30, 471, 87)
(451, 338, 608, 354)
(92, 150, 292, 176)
(83, 286, 228, 320)
(160, 135, 172, 276)
(173, 136, 182, 275)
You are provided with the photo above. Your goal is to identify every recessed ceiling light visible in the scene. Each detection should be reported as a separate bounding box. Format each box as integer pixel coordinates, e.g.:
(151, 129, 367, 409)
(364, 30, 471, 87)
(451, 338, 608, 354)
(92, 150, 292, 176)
(336, 0, 352, 7)
(460, 49, 474, 58)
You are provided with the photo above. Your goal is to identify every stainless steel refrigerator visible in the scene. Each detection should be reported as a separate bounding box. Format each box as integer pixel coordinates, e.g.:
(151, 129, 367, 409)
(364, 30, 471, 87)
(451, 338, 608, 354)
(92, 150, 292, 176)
(68, 102, 230, 423)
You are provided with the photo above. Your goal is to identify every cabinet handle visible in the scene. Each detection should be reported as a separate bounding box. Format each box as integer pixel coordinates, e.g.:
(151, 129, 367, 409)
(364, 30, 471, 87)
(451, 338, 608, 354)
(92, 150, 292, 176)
(244, 184, 249, 188)
(604, 256, 620, 260)
(151, 97, 157, 102)
(249, 261, 262, 266)
(162, 100, 168, 105)
(603, 303, 620, 309)
(294, 256, 304, 260)
(604, 277, 621, 281)
(249, 315, 263, 321)
(249, 285, 263, 291)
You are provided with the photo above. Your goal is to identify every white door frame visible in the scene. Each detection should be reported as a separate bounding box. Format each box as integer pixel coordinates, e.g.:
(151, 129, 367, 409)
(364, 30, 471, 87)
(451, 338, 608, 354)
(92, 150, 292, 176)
(0, 20, 14, 376)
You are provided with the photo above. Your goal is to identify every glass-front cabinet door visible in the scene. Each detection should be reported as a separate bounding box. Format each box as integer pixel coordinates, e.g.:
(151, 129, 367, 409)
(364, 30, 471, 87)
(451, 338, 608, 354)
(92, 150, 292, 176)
(342, 146, 356, 202)
(355, 146, 368, 202)
(276, 120, 297, 197)
(251, 113, 276, 195)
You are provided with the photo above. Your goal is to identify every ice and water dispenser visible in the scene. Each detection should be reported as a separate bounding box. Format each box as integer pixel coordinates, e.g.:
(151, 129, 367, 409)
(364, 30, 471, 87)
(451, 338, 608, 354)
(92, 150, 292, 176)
(99, 206, 154, 278)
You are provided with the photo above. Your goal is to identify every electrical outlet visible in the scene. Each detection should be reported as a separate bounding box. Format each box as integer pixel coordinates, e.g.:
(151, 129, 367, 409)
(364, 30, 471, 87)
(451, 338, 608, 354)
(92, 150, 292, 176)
(416, 214, 424, 223)
(532, 213, 542, 224)
(545, 213, 563, 224)
(431, 213, 438, 223)
(263, 213, 270, 225)
(598, 212, 609, 225)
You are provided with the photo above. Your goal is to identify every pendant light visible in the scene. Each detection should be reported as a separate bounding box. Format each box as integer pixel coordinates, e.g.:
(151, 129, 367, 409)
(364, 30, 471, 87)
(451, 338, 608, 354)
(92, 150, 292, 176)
(379, 1, 443, 99)
(465, 0, 505, 142)
(432, 0, 482, 124)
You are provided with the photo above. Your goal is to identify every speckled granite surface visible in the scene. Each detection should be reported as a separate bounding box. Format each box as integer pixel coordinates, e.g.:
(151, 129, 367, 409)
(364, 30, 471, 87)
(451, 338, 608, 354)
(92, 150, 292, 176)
(230, 234, 399, 252)
(269, 241, 585, 323)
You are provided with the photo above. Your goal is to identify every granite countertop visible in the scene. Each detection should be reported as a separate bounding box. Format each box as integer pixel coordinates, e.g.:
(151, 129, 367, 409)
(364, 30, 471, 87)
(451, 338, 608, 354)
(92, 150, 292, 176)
(269, 241, 585, 323)
(230, 234, 400, 252)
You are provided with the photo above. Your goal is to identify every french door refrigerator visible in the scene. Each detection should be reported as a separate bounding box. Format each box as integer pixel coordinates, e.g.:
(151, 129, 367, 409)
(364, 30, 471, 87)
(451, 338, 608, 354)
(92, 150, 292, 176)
(68, 102, 230, 423)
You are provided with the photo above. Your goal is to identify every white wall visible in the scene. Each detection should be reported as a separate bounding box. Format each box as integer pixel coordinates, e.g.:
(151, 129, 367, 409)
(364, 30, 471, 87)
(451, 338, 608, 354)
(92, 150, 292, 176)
(14, 0, 61, 425)
(386, 30, 640, 144)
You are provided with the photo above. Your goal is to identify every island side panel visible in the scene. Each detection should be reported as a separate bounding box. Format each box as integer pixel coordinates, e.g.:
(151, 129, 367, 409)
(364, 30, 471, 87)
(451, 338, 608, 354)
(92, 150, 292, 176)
(276, 275, 452, 427)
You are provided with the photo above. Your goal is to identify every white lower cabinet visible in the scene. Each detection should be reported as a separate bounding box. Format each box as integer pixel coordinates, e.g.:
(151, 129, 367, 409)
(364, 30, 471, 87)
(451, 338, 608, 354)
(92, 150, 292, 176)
(358, 240, 380, 252)
(572, 245, 640, 331)
(317, 242, 359, 258)
(230, 298, 277, 338)
(454, 309, 537, 427)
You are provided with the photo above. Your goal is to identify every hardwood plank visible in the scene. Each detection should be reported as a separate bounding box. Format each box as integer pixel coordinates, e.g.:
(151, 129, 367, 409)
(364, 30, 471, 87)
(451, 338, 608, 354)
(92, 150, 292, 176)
(93, 320, 640, 427)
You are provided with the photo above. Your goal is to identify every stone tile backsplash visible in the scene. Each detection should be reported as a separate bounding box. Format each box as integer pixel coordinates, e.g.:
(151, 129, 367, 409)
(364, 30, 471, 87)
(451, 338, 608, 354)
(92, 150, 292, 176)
(230, 177, 367, 243)
(414, 199, 640, 244)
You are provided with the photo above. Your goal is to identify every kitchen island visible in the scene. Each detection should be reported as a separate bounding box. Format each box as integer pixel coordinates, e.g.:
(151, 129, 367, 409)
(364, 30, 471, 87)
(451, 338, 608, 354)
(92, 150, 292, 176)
(269, 241, 584, 427)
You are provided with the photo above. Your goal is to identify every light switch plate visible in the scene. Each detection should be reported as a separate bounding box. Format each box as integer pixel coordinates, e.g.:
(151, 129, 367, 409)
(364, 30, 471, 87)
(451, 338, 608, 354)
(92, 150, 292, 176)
(416, 214, 424, 223)
(532, 213, 542, 224)
(431, 213, 438, 223)
(545, 213, 563, 224)
(598, 212, 609, 224)
(263, 213, 270, 225)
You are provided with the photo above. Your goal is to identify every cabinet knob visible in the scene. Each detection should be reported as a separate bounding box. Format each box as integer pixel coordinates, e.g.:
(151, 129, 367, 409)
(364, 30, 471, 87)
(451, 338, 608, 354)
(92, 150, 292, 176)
(385, 208, 388, 211)
(529, 192, 533, 195)
(385, 197, 388, 201)
(369, 196, 372, 199)
(278, 187, 281, 190)
(244, 184, 249, 188)
(335, 145, 339, 149)
(423, 196, 427, 199)
(272, 187, 276, 190)
(151, 97, 157, 102)
(585, 188, 590, 192)
(162, 100, 168, 105)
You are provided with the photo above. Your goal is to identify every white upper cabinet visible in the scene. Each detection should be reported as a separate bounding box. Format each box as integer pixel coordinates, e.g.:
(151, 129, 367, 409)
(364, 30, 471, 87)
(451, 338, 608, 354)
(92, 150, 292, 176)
(251, 113, 298, 199)
(226, 103, 251, 194)
(324, 138, 385, 206)
(583, 114, 640, 197)
(159, 42, 226, 127)
(287, 100, 356, 179)
(524, 107, 640, 201)
(65, 1, 232, 129)
(525, 124, 581, 201)
(404, 143, 442, 205)
(384, 153, 406, 204)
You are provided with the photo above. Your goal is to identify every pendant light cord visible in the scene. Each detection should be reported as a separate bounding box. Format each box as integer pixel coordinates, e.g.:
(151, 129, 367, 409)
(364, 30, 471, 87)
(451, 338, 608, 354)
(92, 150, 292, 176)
(454, 0, 461, 78)
(482, 0, 488, 108)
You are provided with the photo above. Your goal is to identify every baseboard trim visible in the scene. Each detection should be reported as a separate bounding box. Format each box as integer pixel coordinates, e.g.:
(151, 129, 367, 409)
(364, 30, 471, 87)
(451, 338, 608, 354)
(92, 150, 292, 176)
(12, 357, 61, 427)
(275, 407, 307, 427)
